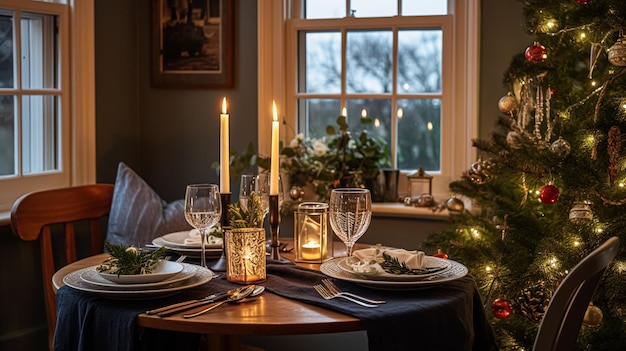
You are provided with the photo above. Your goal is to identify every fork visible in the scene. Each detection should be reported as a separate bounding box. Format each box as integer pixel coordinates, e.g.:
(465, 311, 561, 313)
(314, 284, 378, 307)
(322, 279, 386, 304)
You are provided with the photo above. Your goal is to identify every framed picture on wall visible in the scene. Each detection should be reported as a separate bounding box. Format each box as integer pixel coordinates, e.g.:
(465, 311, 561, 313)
(150, 0, 234, 88)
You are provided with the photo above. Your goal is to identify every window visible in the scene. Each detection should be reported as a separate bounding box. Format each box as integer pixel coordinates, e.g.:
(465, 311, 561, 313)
(258, 0, 479, 199)
(0, 0, 95, 217)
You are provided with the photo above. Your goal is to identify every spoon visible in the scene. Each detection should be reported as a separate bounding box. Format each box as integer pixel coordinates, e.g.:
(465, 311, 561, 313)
(182, 285, 258, 318)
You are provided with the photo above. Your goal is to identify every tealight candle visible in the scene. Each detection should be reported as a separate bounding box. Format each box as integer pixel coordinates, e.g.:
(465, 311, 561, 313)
(301, 240, 321, 261)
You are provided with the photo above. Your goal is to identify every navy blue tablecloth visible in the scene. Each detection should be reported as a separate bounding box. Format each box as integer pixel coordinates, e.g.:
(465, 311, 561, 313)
(54, 261, 498, 351)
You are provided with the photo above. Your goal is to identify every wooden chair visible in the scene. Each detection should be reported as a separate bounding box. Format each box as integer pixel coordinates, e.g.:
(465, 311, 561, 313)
(533, 236, 620, 351)
(10, 184, 115, 349)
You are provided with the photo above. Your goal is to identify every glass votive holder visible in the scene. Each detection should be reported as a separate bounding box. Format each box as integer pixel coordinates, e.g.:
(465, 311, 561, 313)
(294, 202, 333, 263)
(225, 228, 266, 284)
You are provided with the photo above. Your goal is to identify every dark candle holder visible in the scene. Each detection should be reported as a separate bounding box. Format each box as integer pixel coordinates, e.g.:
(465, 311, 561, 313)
(269, 194, 282, 261)
(210, 192, 231, 271)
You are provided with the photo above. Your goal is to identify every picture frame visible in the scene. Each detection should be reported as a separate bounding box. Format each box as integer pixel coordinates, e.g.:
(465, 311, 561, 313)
(151, 0, 234, 89)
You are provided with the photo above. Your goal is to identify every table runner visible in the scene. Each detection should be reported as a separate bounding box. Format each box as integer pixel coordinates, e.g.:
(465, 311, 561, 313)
(54, 261, 497, 351)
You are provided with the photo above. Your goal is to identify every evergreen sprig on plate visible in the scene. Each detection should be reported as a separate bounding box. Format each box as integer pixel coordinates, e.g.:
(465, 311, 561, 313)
(379, 252, 446, 275)
(96, 242, 167, 276)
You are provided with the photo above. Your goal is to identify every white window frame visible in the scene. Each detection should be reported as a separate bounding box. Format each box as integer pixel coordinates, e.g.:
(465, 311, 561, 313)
(0, 0, 95, 220)
(258, 0, 479, 201)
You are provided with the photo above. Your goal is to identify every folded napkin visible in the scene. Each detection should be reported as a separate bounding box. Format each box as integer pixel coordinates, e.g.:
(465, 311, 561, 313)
(183, 228, 223, 246)
(352, 246, 425, 274)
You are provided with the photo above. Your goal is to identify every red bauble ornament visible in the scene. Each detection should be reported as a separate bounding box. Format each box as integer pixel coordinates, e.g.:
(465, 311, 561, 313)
(433, 249, 448, 259)
(491, 298, 512, 319)
(576, 0, 589, 4)
(525, 42, 547, 62)
(539, 184, 560, 204)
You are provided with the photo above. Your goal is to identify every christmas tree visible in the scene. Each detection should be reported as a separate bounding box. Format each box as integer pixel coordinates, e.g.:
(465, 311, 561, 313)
(424, 1, 626, 349)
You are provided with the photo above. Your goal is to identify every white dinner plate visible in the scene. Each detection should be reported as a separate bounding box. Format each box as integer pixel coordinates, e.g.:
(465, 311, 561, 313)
(337, 256, 452, 282)
(152, 237, 223, 258)
(320, 257, 468, 290)
(158, 230, 223, 249)
(81, 263, 197, 290)
(97, 260, 184, 284)
(63, 264, 213, 299)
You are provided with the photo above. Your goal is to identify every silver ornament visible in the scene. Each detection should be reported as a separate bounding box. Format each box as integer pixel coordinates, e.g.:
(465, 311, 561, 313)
(507, 131, 522, 149)
(608, 36, 626, 66)
(446, 197, 464, 212)
(550, 137, 571, 158)
(569, 202, 593, 223)
(498, 94, 518, 114)
(289, 185, 304, 201)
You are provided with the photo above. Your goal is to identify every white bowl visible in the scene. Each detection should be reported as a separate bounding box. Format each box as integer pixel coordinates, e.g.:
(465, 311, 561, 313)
(97, 260, 184, 284)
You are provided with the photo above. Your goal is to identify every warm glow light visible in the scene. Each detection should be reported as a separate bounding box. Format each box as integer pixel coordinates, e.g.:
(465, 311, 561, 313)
(546, 20, 555, 29)
(573, 240, 581, 247)
(471, 228, 480, 238)
(403, 83, 410, 91)
(374, 118, 380, 127)
(596, 227, 604, 234)
(397, 108, 404, 119)
(221, 97, 227, 114)
(361, 108, 367, 118)
(591, 80, 597, 87)
(427, 121, 433, 131)
(485, 266, 492, 273)
(341, 106, 347, 117)
(549, 257, 558, 267)
(580, 32, 586, 39)
(619, 182, 625, 188)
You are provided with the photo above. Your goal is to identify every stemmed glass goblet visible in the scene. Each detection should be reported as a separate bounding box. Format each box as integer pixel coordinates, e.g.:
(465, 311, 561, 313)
(254, 172, 284, 216)
(329, 188, 372, 257)
(184, 184, 222, 268)
(238, 174, 256, 211)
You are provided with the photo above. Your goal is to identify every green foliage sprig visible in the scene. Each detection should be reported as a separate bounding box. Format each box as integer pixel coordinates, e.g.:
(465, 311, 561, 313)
(228, 191, 265, 229)
(96, 242, 166, 276)
(379, 252, 447, 275)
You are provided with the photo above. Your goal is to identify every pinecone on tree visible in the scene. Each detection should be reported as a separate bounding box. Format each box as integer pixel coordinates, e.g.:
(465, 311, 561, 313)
(518, 280, 553, 323)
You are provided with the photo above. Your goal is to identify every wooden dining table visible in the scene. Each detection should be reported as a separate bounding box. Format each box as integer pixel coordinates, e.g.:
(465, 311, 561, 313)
(52, 239, 497, 351)
(53, 240, 366, 350)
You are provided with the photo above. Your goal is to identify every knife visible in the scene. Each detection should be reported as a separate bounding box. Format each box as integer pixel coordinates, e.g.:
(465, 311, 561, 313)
(145, 291, 230, 316)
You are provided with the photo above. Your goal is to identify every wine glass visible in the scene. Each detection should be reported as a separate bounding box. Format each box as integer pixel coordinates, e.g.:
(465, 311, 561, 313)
(184, 184, 222, 268)
(254, 172, 283, 215)
(239, 174, 256, 211)
(329, 188, 372, 257)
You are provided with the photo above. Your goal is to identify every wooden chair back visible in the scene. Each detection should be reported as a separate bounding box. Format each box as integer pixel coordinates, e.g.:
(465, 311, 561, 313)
(10, 184, 114, 349)
(533, 236, 620, 351)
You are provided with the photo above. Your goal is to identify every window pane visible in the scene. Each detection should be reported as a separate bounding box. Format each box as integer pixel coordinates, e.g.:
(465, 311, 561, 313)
(346, 30, 392, 94)
(346, 99, 391, 168)
(22, 12, 59, 89)
(351, 0, 397, 18)
(397, 98, 441, 171)
(0, 12, 14, 88)
(305, 0, 346, 19)
(300, 31, 341, 94)
(22, 95, 59, 174)
(0, 95, 15, 176)
(298, 98, 341, 138)
(398, 29, 442, 94)
(402, 0, 447, 16)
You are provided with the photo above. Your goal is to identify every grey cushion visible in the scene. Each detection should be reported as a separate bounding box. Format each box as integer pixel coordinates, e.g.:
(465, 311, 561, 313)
(106, 162, 192, 246)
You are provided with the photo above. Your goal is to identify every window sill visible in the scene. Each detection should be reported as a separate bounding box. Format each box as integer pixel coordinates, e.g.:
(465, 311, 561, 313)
(371, 203, 449, 221)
